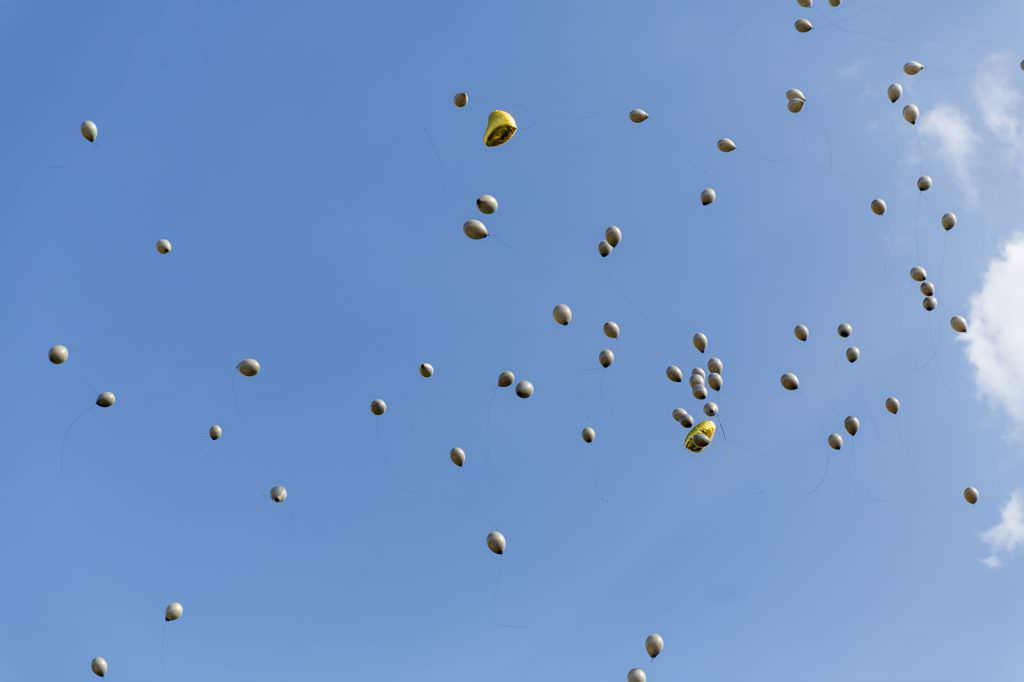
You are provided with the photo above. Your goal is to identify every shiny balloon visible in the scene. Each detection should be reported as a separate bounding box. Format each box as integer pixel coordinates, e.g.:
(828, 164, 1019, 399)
(419, 363, 434, 378)
(917, 175, 932, 191)
(498, 371, 515, 388)
(717, 138, 737, 152)
(666, 365, 683, 383)
(96, 392, 116, 408)
(49, 344, 69, 365)
(603, 321, 620, 339)
(700, 188, 716, 206)
(476, 195, 498, 215)
(828, 433, 843, 450)
(605, 226, 623, 247)
(693, 332, 708, 353)
(885, 396, 901, 414)
(209, 425, 223, 440)
(844, 416, 860, 436)
(553, 304, 573, 326)
(951, 315, 968, 333)
(165, 602, 184, 622)
(582, 427, 596, 443)
(941, 212, 957, 231)
(837, 322, 853, 338)
(81, 120, 98, 142)
(598, 349, 615, 368)
(450, 447, 466, 467)
(781, 373, 799, 390)
(903, 104, 919, 125)
(645, 633, 664, 659)
(463, 219, 489, 240)
(629, 108, 649, 123)
(270, 485, 287, 503)
(486, 530, 506, 555)
(887, 83, 903, 103)
(846, 346, 860, 363)
(794, 324, 809, 342)
(870, 198, 887, 215)
(910, 266, 927, 282)
(515, 381, 534, 399)
(370, 399, 387, 415)
(237, 358, 261, 377)
(923, 296, 937, 311)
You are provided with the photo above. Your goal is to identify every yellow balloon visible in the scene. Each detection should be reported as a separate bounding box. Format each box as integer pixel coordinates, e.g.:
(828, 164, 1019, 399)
(684, 420, 717, 453)
(484, 110, 517, 147)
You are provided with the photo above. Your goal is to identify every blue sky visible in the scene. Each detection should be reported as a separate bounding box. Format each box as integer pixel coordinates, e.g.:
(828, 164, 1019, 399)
(3, 1, 1024, 680)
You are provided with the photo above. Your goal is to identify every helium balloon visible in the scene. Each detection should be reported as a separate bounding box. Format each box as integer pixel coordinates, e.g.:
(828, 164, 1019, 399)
(165, 602, 184, 622)
(498, 371, 515, 387)
(964, 487, 979, 505)
(910, 266, 927, 282)
(917, 175, 932, 191)
(903, 61, 924, 75)
(794, 18, 813, 33)
(91, 657, 108, 677)
(48, 344, 69, 365)
(666, 365, 683, 382)
(781, 373, 800, 390)
(605, 226, 622, 247)
(599, 349, 615, 368)
(717, 138, 737, 152)
(628, 668, 647, 682)
(156, 239, 172, 254)
(486, 530, 506, 555)
(453, 92, 468, 108)
(920, 281, 935, 296)
(707, 357, 723, 374)
(941, 212, 957, 231)
(787, 98, 805, 113)
(672, 408, 687, 422)
(708, 372, 723, 391)
(703, 401, 719, 417)
(846, 346, 860, 363)
(483, 110, 517, 147)
(689, 373, 705, 389)
(700, 188, 716, 206)
(515, 380, 534, 398)
(598, 240, 612, 257)
(692, 384, 709, 401)
(951, 315, 968, 333)
(794, 324, 809, 341)
(691, 367, 706, 379)
(679, 412, 694, 428)
(553, 304, 573, 326)
(476, 195, 498, 214)
(603, 321, 620, 339)
(81, 120, 98, 143)
(885, 396, 900, 414)
(270, 485, 287, 503)
(923, 296, 937, 311)
(828, 433, 843, 450)
(837, 322, 853, 338)
(887, 83, 903, 103)
(786, 88, 806, 101)
(370, 399, 387, 415)
(463, 219, 489, 240)
(844, 416, 860, 436)
(582, 427, 596, 443)
(419, 363, 434, 378)
(629, 108, 649, 123)
(237, 358, 261, 377)
(450, 447, 466, 467)
(870, 198, 887, 215)
(693, 332, 708, 353)
(796, 0, 812, 6)
(645, 633, 664, 659)
(209, 425, 223, 440)
(829, 0, 842, 6)
(903, 104, 919, 125)
(96, 392, 116, 408)
(685, 420, 716, 453)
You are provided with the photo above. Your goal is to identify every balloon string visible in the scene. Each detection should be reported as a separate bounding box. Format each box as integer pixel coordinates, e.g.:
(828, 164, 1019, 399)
(806, 453, 832, 496)
(489, 560, 528, 629)
(375, 419, 415, 495)
(58, 405, 93, 474)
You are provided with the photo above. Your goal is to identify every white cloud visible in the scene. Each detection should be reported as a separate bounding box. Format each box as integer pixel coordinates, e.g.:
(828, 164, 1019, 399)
(964, 234, 1024, 434)
(980, 491, 1024, 567)
(973, 53, 1024, 162)
(919, 104, 980, 203)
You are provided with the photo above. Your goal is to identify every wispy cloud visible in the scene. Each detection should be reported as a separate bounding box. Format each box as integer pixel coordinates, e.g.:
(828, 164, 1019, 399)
(918, 104, 980, 203)
(837, 61, 862, 78)
(973, 52, 1024, 162)
(963, 234, 1024, 434)
(980, 491, 1024, 568)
